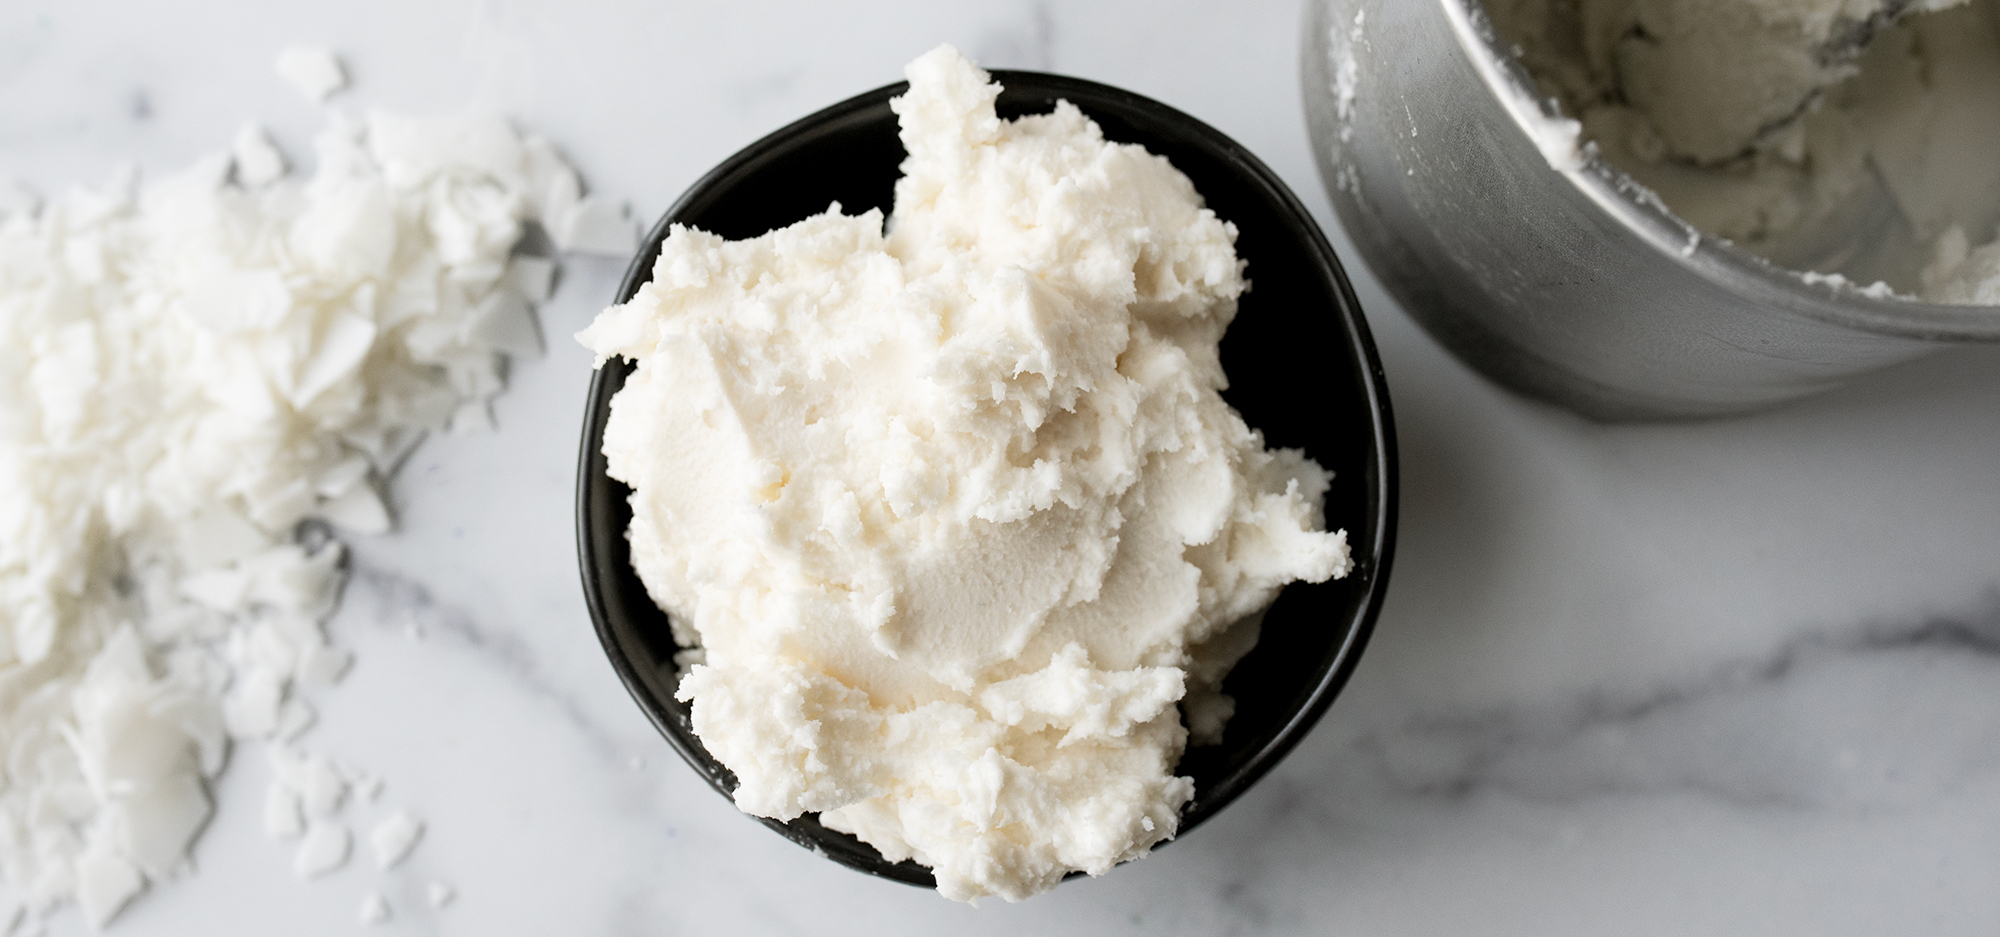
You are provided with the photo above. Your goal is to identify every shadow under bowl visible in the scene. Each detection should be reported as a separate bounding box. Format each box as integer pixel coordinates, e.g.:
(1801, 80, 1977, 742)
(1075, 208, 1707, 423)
(576, 70, 1397, 888)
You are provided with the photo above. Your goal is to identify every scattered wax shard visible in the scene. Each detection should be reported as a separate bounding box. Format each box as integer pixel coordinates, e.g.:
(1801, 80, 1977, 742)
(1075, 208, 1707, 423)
(427, 881, 456, 909)
(277, 697, 318, 741)
(299, 756, 350, 818)
(232, 123, 288, 187)
(474, 289, 545, 357)
(319, 482, 393, 535)
(552, 197, 638, 255)
(507, 255, 558, 301)
(358, 892, 391, 925)
(224, 669, 286, 739)
(293, 821, 351, 879)
(264, 782, 305, 840)
(369, 812, 425, 869)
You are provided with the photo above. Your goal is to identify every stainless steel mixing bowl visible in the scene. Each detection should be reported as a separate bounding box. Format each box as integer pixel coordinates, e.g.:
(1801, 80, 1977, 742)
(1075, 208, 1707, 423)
(1301, 0, 2000, 420)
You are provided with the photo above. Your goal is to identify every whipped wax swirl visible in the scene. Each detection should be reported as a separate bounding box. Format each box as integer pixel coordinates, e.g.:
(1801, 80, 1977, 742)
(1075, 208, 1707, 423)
(579, 46, 1351, 901)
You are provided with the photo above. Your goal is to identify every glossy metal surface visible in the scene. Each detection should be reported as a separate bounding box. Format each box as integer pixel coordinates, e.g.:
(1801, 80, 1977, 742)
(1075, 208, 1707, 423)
(1302, 0, 2000, 420)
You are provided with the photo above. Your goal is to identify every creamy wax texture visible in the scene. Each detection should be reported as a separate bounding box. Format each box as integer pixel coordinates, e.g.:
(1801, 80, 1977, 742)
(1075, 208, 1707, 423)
(1488, 0, 2000, 304)
(579, 46, 1351, 902)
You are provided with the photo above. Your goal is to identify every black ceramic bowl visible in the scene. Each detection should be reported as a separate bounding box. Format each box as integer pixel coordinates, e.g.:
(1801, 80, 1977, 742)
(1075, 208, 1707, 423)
(577, 70, 1396, 888)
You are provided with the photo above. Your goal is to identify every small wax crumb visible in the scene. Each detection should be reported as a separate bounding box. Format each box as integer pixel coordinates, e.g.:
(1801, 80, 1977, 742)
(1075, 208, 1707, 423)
(293, 821, 351, 879)
(427, 881, 456, 909)
(275, 47, 347, 102)
(320, 481, 392, 534)
(299, 755, 349, 817)
(75, 846, 145, 929)
(552, 197, 637, 256)
(297, 644, 354, 688)
(224, 668, 285, 738)
(449, 401, 494, 434)
(231, 124, 287, 187)
(507, 255, 558, 301)
(358, 893, 390, 926)
(473, 290, 544, 357)
(276, 697, 317, 741)
(369, 812, 425, 868)
(263, 782, 304, 840)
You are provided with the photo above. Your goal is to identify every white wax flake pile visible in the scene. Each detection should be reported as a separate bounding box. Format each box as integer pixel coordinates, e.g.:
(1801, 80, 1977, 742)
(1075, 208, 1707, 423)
(368, 812, 424, 869)
(0, 75, 595, 925)
(358, 892, 390, 926)
(275, 48, 348, 103)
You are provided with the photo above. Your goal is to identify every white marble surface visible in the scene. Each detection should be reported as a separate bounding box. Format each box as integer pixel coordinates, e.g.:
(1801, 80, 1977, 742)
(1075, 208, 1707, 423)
(6, 0, 2000, 933)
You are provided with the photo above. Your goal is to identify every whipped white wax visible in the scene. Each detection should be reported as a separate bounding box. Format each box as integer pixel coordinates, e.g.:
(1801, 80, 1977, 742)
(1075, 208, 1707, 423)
(579, 46, 1351, 902)
(1488, 0, 2000, 305)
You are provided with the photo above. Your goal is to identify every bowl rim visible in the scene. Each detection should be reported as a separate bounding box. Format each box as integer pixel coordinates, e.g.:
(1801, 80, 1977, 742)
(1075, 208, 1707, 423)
(1438, 0, 2000, 339)
(575, 66, 1398, 888)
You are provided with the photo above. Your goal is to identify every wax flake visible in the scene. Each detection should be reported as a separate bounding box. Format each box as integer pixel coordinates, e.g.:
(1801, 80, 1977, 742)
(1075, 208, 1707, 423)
(0, 49, 591, 927)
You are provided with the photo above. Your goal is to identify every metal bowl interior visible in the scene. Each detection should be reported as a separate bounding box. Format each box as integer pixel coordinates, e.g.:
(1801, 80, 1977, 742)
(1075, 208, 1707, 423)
(576, 70, 1397, 887)
(1440, 0, 2000, 339)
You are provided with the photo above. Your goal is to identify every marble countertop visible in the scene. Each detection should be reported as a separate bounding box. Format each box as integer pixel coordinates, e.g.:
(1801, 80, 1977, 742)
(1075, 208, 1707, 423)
(6, 0, 2000, 934)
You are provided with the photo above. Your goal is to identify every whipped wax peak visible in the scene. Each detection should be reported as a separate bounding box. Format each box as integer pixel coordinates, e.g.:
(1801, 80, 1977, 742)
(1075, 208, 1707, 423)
(579, 45, 1350, 902)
